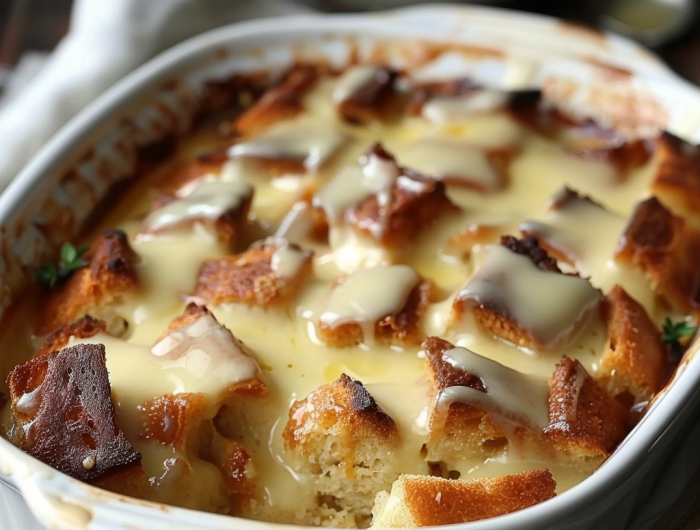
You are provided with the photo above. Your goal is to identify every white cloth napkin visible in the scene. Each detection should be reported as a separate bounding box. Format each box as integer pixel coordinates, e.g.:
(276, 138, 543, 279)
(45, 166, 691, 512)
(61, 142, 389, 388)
(0, 0, 313, 190)
(0, 1, 697, 529)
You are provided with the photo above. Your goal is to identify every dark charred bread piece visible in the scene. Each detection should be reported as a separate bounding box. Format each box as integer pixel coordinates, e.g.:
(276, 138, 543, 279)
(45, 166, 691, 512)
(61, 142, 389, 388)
(499, 235, 562, 272)
(142, 181, 253, 249)
(334, 65, 400, 124)
(154, 303, 267, 398)
(615, 196, 700, 316)
(421, 337, 509, 463)
(347, 143, 459, 247)
(545, 357, 629, 466)
(35, 315, 107, 357)
(235, 64, 319, 135)
(318, 270, 436, 348)
(451, 237, 602, 351)
(598, 285, 666, 404)
(284, 373, 400, 527)
(5, 343, 140, 480)
(36, 230, 139, 336)
(650, 133, 700, 226)
(371, 470, 557, 527)
(193, 239, 313, 306)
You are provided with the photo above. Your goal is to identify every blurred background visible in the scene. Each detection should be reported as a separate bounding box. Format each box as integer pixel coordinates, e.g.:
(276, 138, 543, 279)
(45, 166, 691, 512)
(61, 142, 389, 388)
(1, 0, 699, 105)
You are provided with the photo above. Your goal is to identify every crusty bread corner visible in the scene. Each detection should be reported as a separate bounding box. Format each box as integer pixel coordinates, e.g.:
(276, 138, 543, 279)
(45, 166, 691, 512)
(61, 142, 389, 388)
(193, 240, 313, 307)
(615, 196, 700, 317)
(144, 185, 252, 250)
(318, 280, 437, 348)
(35, 315, 107, 357)
(421, 337, 508, 465)
(35, 229, 139, 336)
(283, 373, 401, 527)
(650, 132, 700, 228)
(545, 357, 629, 468)
(598, 285, 667, 404)
(347, 143, 460, 248)
(336, 66, 401, 125)
(158, 303, 268, 398)
(370, 470, 557, 528)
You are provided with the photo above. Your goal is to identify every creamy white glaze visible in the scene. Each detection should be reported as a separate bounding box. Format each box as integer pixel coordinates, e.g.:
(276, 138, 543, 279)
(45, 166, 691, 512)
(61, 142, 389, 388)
(422, 90, 510, 123)
(143, 180, 253, 232)
(228, 121, 347, 171)
(332, 65, 384, 104)
(436, 346, 549, 429)
(456, 245, 602, 349)
(270, 243, 309, 278)
(319, 265, 419, 328)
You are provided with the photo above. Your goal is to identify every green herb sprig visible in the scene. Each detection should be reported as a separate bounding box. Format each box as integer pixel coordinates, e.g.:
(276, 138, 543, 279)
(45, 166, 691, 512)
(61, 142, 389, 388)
(662, 317, 698, 358)
(36, 242, 90, 289)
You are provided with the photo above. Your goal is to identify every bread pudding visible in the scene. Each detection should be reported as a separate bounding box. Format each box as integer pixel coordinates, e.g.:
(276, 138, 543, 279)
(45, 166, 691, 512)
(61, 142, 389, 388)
(0, 61, 696, 528)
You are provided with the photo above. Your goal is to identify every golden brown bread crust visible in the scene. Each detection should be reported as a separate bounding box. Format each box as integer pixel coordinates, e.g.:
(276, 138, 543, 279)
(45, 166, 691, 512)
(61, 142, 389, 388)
(36, 230, 139, 335)
(156, 155, 226, 195)
(35, 315, 107, 357)
(615, 196, 700, 316)
(405, 78, 481, 116)
(159, 303, 268, 398)
(142, 392, 206, 449)
(193, 240, 313, 307)
(545, 357, 629, 462)
(145, 187, 252, 250)
(235, 64, 320, 135)
(371, 470, 557, 527)
(318, 280, 436, 348)
(422, 337, 508, 460)
(336, 66, 400, 124)
(650, 133, 700, 226)
(347, 143, 460, 247)
(511, 102, 651, 175)
(599, 285, 667, 404)
(6, 343, 141, 481)
(205, 433, 256, 512)
(284, 373, 398, 451)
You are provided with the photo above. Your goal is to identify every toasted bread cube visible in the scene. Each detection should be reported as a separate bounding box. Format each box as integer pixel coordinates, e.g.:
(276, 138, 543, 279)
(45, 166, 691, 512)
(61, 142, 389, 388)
(451, 237, 602, 351)
(142, 180, 253, 249)
(333, 65, 399, 124)
(35, 315, 107, 357)
(650, 133, 700, 227)
(318, 266, 434, 348)
(598, 285, 666, 404)
(156, 152, 227, 196)
(6, 343, 141, 480)
(371, 470, 557, 527)
(235, 64, 319, 134)
(422, 337, 508, 462)
(153, 303, 267, 399)
(346, 143, 459, 247)
(406, 79, 509, 119)
(615, 196, 700, 316)
(443, 223, 506, 261)
(142, 392, 206, 450)
(193, 239, 313, 306)
(512, 102, 650, 175)
(36, 230, 139, 335)
(284, 373, 401, 527)
(205, 431, 257, 513)
(421, 337, 548, 466)
(545, 357, 629, 467)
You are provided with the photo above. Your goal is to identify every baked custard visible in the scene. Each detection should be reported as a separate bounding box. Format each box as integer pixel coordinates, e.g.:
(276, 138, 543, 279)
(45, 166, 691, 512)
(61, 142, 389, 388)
(1, 61, 698, 528)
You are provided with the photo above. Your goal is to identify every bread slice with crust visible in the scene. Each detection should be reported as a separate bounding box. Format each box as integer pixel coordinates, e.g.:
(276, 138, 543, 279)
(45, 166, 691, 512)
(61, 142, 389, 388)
(283, 373, 401, 527)
(545, 357, 629, 468)
(371, 470, 557, 528)
(615, 196, 700, 317)
(36, 230, 139, 336)
(598, 285, 667, 405)
(193, 239, 313, 307)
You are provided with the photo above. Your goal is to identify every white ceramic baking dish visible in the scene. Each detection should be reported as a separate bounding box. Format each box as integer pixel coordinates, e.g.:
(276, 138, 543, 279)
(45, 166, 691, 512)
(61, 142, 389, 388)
(2, 5, 700, 530)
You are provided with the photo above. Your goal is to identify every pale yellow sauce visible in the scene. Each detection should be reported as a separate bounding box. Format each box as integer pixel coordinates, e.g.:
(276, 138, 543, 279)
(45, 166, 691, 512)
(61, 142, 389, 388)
(0, 73, 669, 525)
